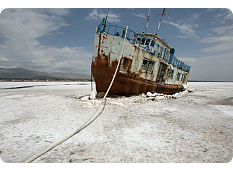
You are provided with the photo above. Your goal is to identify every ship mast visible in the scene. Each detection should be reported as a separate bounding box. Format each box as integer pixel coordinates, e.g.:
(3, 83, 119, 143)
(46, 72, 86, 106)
(144, 8, 151, 33)
(155, 8, 169, 35)
(103, 8, 109, 32)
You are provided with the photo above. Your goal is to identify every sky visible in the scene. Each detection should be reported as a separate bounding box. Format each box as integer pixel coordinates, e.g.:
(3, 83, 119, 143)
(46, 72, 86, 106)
(0, 4, 233, 81)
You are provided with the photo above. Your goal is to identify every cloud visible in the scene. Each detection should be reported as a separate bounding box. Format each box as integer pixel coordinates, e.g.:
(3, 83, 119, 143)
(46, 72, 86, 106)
(201, 42, 233, 53)
(35, 46, 93, 73)
(162, 11, 201, 39)
(208, 8, 233, 24)
(200, 25, 233, 53)
(132, 12, 147, 19)
(201, 35, 233, 43)
(45, 8, 70, 16)
(57, 31, 66, 35)
(197, 9, 233, 53)
(180, 49, 233, 81)
(163, 20, 198, 38)
(187, 9, 233, 81)
(85, 9, 121, 23)
(0, 8, 69, 53)
(211, 25, 233, 35)
(0, 9, 92, 74)
(0, 53, 8, 62)
(189, 13, 199, 21)
(224, 9, 233, 20)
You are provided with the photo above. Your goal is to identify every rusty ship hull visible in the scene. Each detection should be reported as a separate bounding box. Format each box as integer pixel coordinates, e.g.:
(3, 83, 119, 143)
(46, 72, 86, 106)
(92, 23, 191, 95)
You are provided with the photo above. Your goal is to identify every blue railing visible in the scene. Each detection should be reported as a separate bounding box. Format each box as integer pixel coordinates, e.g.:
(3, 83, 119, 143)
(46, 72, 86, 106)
(96, 22, 191, 72)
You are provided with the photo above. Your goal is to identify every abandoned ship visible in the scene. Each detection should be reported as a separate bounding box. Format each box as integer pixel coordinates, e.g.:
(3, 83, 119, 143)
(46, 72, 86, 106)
(91, 14, 191, 95)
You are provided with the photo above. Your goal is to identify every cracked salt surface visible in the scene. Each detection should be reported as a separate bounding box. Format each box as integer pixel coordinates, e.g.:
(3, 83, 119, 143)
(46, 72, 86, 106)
(0, 82, 233, 163)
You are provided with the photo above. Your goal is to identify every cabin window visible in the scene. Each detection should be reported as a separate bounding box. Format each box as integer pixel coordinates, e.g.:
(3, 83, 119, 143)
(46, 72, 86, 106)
(157, 44, 161, 57)
(148, 61, 155, 72)
(181, 73, 187, 83)
(137, 38, 142, 44)
(156, 62, 168, 83)
(141, 58, 155, 72)
(161, 49, 164, 59)
(145, 39, 150, 46)
(119, 57, 132, 73)
(141, 59, 149, 71)
(177, 72, 181, 81)
(151, 40, 155, 47)
(167, 69, 174, 79)
(140, 38, 146, 45)
(164, 50, 168, 61)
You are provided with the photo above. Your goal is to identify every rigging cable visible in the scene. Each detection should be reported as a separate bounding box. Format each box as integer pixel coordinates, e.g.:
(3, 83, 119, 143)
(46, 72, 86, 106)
(144, 8, 151, 33)
(155, 8, 169, 35)
(103, 8, 109, 32)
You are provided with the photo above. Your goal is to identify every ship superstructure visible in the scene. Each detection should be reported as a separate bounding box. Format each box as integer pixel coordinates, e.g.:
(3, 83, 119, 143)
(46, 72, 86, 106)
(91, 21, 191, 95)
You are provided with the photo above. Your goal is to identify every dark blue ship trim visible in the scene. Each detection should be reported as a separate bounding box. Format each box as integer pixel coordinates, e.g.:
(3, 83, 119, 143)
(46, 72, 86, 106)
(96, 22, 191, 72)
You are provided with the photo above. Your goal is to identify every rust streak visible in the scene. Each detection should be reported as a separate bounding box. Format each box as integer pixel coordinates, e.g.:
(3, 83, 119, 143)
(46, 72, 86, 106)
(92, 53, 183, 95)
(92, 33, 186, 96)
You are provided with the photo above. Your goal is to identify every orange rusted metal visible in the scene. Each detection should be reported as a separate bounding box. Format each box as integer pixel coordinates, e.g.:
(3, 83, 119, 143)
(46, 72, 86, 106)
(92, 24, 190, 96)
(92, 49, 183, 95)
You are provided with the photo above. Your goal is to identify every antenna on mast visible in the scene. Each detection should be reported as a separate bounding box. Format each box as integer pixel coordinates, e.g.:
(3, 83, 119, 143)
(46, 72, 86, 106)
(103, 8, 109, 32)
(144, 8, 151, 33)
(155, 8, 169, 35)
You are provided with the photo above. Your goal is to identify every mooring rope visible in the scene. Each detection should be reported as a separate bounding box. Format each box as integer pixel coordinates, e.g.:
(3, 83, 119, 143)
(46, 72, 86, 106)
(24, 26, 128, 163)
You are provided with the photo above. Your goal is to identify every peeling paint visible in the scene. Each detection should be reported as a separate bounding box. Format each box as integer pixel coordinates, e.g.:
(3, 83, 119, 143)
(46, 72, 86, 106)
(92, 33, 187, 95)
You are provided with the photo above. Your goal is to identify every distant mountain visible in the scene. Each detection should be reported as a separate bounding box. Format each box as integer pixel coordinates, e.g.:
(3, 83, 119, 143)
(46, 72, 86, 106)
(0, 67, 91, 80)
